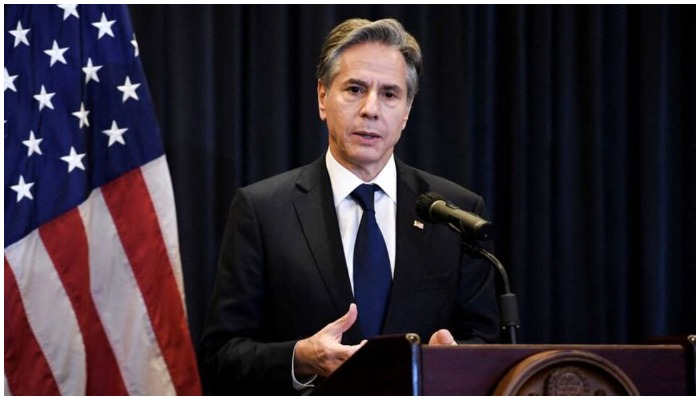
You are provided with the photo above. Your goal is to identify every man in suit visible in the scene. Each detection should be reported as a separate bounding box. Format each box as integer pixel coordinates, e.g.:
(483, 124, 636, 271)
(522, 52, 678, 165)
(200, 18, 500, 395)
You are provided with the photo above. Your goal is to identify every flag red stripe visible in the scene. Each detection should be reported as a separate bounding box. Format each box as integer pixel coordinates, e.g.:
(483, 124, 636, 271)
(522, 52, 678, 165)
(38, 209, 129, 395)
(4, 258, 60, 395)
(101, 168, 201, 395)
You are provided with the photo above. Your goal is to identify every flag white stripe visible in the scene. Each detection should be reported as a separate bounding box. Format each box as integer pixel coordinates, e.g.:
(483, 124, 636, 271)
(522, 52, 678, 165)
(141, 156, 186, 308)
(78, 187, 176, 395)
(5, 232, 86, 395)
(5, 375, 12, 396)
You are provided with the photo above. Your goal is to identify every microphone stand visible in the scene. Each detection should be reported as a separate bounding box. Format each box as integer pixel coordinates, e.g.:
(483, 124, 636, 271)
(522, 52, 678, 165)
(448, 221, 520, 344)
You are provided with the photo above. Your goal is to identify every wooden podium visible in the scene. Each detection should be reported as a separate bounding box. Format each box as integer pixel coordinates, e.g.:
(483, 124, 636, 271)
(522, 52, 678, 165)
(312, 334, 695, 396)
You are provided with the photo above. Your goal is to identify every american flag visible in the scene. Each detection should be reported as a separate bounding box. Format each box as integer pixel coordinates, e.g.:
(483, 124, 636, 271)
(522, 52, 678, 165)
(4, 5, 201, 395)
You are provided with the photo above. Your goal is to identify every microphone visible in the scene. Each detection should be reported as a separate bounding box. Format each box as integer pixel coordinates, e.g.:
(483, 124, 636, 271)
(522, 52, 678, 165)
(415, 192, 493, 242)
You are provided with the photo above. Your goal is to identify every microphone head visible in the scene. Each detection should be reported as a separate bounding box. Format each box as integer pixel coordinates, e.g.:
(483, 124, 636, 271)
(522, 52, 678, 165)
(415, 192, 445, 222)
(416, 192, 494, 242)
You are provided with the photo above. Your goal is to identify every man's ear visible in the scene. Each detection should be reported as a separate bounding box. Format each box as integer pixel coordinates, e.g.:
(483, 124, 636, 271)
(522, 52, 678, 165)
(317, 80, 327, 121)
(401, 101, 413, 130)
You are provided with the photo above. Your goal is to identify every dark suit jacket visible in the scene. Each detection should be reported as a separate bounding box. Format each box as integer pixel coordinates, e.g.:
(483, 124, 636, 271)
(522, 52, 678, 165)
(200, 156, 500, 395)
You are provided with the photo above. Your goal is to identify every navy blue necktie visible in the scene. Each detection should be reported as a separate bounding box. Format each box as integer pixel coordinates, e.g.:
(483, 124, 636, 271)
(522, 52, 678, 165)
(351, 184, 392, 338)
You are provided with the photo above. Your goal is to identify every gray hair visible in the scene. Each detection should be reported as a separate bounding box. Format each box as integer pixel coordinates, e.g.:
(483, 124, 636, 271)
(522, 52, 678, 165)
(316, 18, 422, 102)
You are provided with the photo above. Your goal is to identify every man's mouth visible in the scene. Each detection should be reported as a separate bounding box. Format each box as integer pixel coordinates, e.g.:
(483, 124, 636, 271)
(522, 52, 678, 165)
(354, 131, 380, 139)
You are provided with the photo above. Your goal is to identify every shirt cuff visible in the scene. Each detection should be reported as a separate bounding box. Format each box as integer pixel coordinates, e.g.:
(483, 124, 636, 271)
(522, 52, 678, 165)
(292, 341, 318, 390)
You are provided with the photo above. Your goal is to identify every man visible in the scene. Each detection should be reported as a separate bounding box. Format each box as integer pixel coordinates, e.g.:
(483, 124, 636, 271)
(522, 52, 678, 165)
(200, 18, 499, 395)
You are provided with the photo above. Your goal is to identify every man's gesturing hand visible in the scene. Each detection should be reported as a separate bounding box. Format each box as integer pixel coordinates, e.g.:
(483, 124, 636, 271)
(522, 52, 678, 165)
(429, 328, 458, 345)
(294, 303, 366, 377)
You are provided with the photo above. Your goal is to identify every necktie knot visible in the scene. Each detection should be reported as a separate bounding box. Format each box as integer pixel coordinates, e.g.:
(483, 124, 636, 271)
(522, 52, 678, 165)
(351, 184, 378, 212)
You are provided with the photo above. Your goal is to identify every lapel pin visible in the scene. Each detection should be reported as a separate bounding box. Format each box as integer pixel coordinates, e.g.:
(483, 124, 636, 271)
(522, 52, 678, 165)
(413, 220, 424, 230)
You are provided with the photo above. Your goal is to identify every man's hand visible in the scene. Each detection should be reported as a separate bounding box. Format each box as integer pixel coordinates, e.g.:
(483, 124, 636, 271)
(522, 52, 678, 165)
(294, 304, 366, 377)
(429, 328, 457, 345)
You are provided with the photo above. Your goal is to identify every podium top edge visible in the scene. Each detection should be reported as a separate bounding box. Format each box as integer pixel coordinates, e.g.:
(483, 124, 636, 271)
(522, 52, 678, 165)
(422, 343, 687, 350)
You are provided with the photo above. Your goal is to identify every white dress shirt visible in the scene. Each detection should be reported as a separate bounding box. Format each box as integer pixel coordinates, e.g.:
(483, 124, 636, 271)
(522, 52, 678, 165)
(325, 149, 397, 293)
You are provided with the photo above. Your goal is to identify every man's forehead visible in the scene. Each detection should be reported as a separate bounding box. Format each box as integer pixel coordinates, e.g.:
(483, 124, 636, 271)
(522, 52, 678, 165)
(334, 43, 408, 88)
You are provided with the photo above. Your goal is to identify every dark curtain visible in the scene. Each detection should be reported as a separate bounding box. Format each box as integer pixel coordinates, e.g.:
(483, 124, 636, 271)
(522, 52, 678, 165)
(128, 5, 695, 349)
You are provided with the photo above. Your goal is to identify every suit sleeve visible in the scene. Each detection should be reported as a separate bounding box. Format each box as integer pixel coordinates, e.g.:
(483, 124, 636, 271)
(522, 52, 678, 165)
(199, 188, 298, 395)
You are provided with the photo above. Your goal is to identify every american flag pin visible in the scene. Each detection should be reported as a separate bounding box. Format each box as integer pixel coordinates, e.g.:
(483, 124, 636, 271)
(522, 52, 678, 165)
(413, 220, 424, 230)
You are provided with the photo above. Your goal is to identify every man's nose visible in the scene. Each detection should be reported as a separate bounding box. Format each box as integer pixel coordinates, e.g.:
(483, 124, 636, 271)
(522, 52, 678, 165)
(360, 91, 379, 120)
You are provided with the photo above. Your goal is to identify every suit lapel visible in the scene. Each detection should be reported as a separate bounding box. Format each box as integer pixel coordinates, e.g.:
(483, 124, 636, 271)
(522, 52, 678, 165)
(292, 157, 363, 343)
(382, 159, 434, 335)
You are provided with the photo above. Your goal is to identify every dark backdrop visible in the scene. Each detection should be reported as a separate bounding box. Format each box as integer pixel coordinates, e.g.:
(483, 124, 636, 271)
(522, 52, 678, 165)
(128, 5, 695, 350)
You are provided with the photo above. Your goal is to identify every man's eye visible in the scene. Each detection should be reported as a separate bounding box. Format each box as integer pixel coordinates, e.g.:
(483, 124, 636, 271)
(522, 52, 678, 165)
(384, 92, 396, 99)
(348, 86, 362, 94)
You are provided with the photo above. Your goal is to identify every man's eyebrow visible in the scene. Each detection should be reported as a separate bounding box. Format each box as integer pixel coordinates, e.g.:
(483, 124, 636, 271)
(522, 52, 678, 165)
(345, 78, 404, 93)
(381, 83, 403, 93)
(346, 78, 369, 87)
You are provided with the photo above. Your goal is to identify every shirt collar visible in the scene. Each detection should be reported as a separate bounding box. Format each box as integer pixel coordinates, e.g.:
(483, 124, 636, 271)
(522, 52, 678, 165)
(325, 149, 397, 206)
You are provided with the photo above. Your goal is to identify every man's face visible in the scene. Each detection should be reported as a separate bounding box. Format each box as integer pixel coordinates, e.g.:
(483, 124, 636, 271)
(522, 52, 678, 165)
(318, 42, 412, 181)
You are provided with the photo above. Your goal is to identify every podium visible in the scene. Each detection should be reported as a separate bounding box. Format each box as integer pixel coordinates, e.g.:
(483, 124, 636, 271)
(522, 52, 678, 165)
(312, 334, 695, 396)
